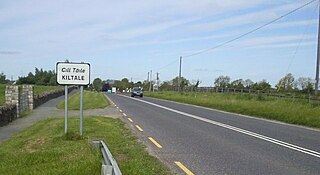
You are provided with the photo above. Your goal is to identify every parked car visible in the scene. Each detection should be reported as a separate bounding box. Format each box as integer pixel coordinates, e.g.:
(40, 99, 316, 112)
(131, 87, 143, 97)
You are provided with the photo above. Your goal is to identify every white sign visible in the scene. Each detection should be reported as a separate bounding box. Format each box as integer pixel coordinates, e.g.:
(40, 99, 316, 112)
(56, 62, 90, 85)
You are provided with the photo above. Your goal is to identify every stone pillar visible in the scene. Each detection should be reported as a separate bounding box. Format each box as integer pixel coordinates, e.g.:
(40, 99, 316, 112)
(5, 85, 20, 118)
(23, 85, 34, 110)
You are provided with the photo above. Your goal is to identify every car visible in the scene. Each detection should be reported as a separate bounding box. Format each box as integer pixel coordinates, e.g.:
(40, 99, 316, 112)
(131, 87, 143, 97)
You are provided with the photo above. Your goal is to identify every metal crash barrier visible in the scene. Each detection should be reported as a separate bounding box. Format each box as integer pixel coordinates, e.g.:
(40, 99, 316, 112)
(92, 140, 122, 175)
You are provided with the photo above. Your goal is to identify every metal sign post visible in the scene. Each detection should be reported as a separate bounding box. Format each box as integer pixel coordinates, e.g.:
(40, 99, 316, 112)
(64, 85, 68, 134)
(80, 85, 84, 136)
(56, 62, 90, 135)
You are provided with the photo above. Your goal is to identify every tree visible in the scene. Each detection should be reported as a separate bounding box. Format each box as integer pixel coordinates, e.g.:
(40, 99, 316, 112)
(160, 81, 172, 90)
(17, 67, 56, 85)
(0, 72, 8, 84)
(230, 79, 244, 89)
(244, 79, 254, 89)
(134, 81, 143, 87)
(295, 77, 314, 93)
(121, 78, 133, 89)
(214, 75, 230, 88)
(251, 79, 271, 91)
(92, 78, 103, 91)
(171, 76, 190, 89)
(276, 73, 295, 92)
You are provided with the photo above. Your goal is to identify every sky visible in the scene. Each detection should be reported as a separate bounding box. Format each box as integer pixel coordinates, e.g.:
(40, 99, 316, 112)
(0, 0, 319, 87)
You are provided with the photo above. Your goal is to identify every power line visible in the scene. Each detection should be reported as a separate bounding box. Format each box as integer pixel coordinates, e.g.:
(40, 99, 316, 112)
(154, 58, 179, 71)
(183, 0, 317, 58)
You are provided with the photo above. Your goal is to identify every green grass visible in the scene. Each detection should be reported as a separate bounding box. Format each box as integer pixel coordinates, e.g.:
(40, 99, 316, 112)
(146, 91, 320, 128)
(34, 85, 63, 96)
(0, 84, 5, 105)
(57, 91, 109, 110)
(0, 117, 171, 175)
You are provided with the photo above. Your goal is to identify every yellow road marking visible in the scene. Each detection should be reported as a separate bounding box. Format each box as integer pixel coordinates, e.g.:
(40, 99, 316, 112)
(123, 113, 127, 117)
(128, 118, 133, 123)
(174, 161, 194, 175)
(148, 137, 162, 148)
(135, 125, 143, 132)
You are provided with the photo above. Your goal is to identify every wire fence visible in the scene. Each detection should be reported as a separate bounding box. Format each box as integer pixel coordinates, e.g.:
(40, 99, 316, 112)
(159, 87, 320, 106)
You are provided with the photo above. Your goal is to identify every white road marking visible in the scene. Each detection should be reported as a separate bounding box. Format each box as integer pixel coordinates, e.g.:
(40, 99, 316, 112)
(121, 95, 320, 158)
(123, 113, 127, 117)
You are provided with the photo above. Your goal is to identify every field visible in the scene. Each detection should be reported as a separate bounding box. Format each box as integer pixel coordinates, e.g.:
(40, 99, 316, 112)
(0, 117, 171, 175)
(33, 85, 63, 96)
(57, 91, 109, 110)
(146, 91, 320, 128)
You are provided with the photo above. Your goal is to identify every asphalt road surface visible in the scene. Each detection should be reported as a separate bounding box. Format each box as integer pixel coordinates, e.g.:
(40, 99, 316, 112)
(107, 94, 320, 175)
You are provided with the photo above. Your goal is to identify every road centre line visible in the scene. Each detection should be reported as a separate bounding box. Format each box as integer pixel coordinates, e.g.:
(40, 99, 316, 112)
(174, 161, 194, 175)
(123, 113, 127, 117)
(128, 118, 133, 123)
(119, 109, 123, 112)
(135, 125, 144, 132)
(148, 137, 163, 148)
(121, 95, 320, 158)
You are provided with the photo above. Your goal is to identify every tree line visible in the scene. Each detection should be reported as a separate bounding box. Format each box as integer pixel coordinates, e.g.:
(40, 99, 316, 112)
(212, 73, 314, 93)
(91, 73, 315, 94)
(0, 68, 57, 85)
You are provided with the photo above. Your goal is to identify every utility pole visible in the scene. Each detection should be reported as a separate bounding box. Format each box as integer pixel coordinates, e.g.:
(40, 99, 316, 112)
(178, 56, 182, 92)
(149, 70, 152, 92)
(156, 72, 159, 91)
(316, 2, 320, 95)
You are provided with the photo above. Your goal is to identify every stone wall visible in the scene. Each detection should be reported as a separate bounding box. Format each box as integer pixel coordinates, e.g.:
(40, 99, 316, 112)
(1, 85, 76, 127)
(0, 104, 17, 127)
(5, 85, 34, 118)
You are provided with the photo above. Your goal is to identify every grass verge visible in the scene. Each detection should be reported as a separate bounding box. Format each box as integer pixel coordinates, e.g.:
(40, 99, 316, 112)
(146, 91, 320, 128)
(0, 84, 5, 105)
(0, 116, 171, 175)
(57, 91, 109, 110)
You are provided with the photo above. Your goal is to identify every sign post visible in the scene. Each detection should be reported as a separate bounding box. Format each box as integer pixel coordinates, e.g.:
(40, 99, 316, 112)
(64, 85, 68, 134)
(57, 62, 90, 136)
(80, 85, 84, 136)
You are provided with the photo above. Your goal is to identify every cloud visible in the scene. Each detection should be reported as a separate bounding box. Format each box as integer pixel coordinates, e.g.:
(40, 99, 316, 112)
(0, 51, 21, 55)
(228, 34, 316, 48)
(105, 18, 197, 40)
(183, 1, 314, 34)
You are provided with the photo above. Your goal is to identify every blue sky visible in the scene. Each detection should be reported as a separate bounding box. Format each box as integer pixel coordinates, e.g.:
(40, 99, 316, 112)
(0, 0, 318, 86)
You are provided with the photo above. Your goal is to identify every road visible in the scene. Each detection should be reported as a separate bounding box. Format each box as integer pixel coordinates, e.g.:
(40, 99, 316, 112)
(107, 94, 320, 175)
